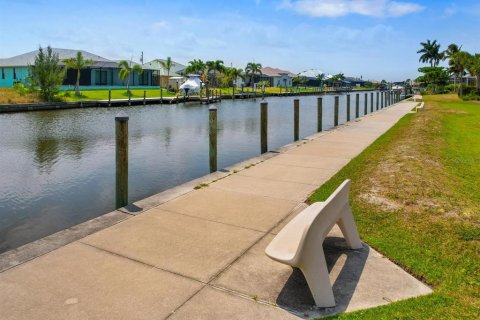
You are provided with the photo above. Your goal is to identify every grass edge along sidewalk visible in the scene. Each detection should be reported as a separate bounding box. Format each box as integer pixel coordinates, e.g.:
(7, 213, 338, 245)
(309, 94, 479, 319)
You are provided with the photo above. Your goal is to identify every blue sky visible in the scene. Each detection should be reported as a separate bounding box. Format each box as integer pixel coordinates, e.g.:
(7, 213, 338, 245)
(0, 0, 479, 81)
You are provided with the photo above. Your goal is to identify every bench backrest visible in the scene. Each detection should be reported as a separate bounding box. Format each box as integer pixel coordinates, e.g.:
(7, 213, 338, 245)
(302, 180, 351, 252)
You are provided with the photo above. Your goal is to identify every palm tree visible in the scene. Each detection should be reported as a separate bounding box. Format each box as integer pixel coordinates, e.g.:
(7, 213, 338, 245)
(444, 43, 462, 60)
(62, 51, 94, 96)
(245, 62, 262, 87)
(226, 67, 244, 86)
(212, 60, 224, 87)
(417, 40, 443, 67)
(185, 59, 206, 75)
(444, 44, 462, 91)
(466, 53, 480, 92)
(153, 57, 175, 88)
(449, 51, 470, 95)
(316, 73, 326, 88)
(118, 60, 143, 94)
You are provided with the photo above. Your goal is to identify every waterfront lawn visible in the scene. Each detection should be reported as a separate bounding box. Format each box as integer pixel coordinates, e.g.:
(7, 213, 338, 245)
(309, 94, 479, 319)
(61, 88, 175, 101)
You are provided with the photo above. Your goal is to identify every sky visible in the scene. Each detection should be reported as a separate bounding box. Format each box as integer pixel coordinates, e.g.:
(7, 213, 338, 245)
(0, 0, 479, 81)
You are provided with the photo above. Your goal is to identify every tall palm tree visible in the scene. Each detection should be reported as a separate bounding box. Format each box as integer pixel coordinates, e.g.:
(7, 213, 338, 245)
(154, 57, 175, 88)
(448, 51, 470, 96)
(185, 59, 206, 75)
(444, 44, 462, 91)
(444, 43, 462, 60)
(160, 57, 175, 77)
(466, 53, 480, 92)
(316, 73, 326, 88)
(118, 60, 143, 94)
(417, 40, 443, 67)
(212, 60, 224, 87)
(245, 62, 262, 87)
(62, 51, 94, 96)
(226, 67, 244, 85)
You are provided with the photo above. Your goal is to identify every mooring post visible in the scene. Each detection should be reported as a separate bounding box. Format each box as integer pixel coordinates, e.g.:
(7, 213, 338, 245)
(115, 112, 129, 209)
(370, 92, 374, 112)
(128, 91, 131, 106)
(346, 94, 351, 121)
(376, 92, 379, 110)
(317, 97, 323, 132)
(160, 86, 163, 104)
(334, 96, 339, 126)
(356, 93, 360, 118)
(143, 90, 146, 105)
(260, 102, 268, 154)
(364, 93, 368, 115)
(209, 106, 217, 173)
(294, 99, 299, 141)
(381, 91, 384, 109)
(108, 90, 111, 107)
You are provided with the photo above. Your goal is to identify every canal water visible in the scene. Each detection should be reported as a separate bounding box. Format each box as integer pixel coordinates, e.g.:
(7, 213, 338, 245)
(0, 92, 377, 253)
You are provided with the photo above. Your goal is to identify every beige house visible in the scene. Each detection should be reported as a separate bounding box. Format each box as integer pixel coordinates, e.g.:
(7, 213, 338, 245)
(143, 59, 186, 89)
(259, 67, 296, 87)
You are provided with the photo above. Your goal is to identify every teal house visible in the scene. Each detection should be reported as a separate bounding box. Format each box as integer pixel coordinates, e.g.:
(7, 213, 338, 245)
(0, 48, 156, 88)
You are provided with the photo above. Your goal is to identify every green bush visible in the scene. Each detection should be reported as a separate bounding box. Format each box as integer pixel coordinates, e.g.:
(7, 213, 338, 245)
(13, 83, 26, 96)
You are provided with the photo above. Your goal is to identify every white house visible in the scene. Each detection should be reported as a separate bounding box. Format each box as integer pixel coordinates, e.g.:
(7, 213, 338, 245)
(259, 67, 295, 87)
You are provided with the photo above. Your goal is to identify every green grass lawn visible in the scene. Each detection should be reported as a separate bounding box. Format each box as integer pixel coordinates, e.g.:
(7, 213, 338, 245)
(309, 94, 479, 319)
(61, 88, 175, 101)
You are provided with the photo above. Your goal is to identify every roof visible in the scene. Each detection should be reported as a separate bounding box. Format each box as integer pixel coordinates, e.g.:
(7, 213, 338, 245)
(0, 48, 120, 68)
(260, 67, 296, 78)
(298, 69, 330, 79)
(143, 59, 186, 77)
(0, 48, 156, 69)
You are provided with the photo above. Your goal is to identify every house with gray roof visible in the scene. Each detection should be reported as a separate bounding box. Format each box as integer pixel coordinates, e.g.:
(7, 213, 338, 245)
(259, 67, 296, 87)
(0, 48, 156, 88)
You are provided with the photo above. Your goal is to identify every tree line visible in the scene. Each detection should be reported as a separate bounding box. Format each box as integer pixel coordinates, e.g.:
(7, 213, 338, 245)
(417, 40, 480, 97)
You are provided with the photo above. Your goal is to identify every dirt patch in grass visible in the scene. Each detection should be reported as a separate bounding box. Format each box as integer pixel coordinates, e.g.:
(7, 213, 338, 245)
(0, 88, 40, 104)
(355, 101, 470, 219)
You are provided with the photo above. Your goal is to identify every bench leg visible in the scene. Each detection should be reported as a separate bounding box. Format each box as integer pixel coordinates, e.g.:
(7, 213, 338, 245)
(300, 248, 336, 307)
(337, 207, 363, 250)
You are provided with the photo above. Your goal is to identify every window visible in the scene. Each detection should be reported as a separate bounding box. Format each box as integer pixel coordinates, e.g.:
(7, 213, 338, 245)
(95, 70, 107, 85)
(1, 68, 4, 79)
(139, 71, 149, 86)
(13, 68, 16, 80)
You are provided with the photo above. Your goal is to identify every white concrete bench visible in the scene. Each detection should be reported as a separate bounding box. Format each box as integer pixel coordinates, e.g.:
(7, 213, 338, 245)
(415, 102, 425, 112)
(265, 179, 362, 307)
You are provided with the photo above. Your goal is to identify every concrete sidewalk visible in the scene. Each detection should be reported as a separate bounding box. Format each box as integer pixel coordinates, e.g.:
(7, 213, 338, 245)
(0, 100, 431, 319)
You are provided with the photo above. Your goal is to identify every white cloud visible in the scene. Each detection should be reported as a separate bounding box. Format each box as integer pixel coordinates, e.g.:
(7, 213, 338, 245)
(279, 0, 424, 17)
(151, 21, 169, 31)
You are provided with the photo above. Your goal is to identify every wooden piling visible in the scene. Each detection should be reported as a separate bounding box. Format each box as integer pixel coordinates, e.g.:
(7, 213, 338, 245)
(209, 106, 217, 173)
(317, 97, 323, 132)
(108, 90, 111, 107)
(346, 94, 351, 121)
(143, 90, 146, 105)
(364, 93, 368, 115)
(356, 93, 360, 118)
(128, 91, 131, 106)
(376, 92, 379, 110)
(370, 92, 374, 112)
(160, 87, 163, 104)
(261, 102, 268, 154)
(381, 92, 384, 109)
(115, 113, 129, 209)
(334, 96, 339, 126)
(294, 99, 299, 141)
